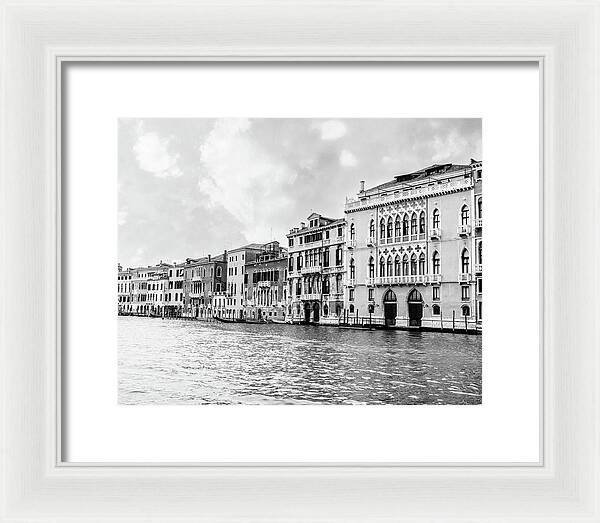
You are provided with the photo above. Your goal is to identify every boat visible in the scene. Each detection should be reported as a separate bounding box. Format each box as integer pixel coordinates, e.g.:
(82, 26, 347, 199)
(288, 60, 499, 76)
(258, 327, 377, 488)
(214, 316, 243, 324)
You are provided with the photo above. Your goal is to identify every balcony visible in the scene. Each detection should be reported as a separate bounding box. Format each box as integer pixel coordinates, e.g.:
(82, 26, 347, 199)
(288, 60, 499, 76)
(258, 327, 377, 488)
(430, 228, 441, 240)
(366, 277, 376, 287)
(347, 239, 356, 249)
(457, 224, 472, 237)
(475, 218, 482, 228)
(346, 278, 356, 287)
(428, 274, 442, 284)
(288, 270, 301, 278)
(301, 266, 321, 275)
(323, 238, 331, 246)
(257, 281, 271, 288)
(322, 265, 343, 274)
(330, 292, 344, 300)
(475, 264, 482, 274)
(459, 272, 472, 282)
(366, 236, 376, 247)
(301, 293, 321, 301)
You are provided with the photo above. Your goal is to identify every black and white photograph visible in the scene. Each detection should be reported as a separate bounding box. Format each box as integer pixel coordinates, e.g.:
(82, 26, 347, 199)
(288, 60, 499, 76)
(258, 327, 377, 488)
(117, 118, 482, 405)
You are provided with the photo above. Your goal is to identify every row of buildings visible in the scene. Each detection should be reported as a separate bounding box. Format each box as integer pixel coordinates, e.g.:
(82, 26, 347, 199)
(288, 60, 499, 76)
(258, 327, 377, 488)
(118, 159, 483, 330)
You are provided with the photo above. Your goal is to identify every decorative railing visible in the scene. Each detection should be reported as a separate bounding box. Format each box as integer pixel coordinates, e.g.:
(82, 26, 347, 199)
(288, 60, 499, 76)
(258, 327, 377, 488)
(366, 277, 376, 286)
(346, 278, 356, 287)
(475, 218, 482, 228)
(347, 239, 356, 248)
(301, 293, 321, 301)
(430, 227, 441, 239)
(457, 224, 472, 236)
(366, 236, 376, 246)
(459, 273, 472, 282)
(322, 265, 344, 274)
(301, 266, 321, 274)
(257, 281, 271, 287)
(474, 264, 482, 273)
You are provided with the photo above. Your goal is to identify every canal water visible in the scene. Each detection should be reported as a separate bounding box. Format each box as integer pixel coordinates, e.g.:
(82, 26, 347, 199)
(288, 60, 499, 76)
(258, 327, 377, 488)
(118, 316, 482, 405)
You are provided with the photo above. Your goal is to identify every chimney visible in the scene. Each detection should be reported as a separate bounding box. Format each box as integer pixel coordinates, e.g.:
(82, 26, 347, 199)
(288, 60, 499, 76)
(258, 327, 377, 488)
(208, 254, 211, 262)
(360, 180, 365, 192)
(300, 222, 306, 229)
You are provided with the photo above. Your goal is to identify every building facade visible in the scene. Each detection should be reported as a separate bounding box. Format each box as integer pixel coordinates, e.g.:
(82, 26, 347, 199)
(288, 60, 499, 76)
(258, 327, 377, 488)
(225, 244, 264, 320)
(287, 213, 346, 324)
(344, 160, 482, 331)
(244, 241, 288, 321)
(183, 253, 227, 319)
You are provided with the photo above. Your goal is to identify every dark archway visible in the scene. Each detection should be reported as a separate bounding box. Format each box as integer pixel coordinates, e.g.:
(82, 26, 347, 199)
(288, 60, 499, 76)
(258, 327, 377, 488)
(407, 288, 423, 327)
(304, 302, 311, 324)
(312, 302, 320, 323)
(383, 288, 397, 326)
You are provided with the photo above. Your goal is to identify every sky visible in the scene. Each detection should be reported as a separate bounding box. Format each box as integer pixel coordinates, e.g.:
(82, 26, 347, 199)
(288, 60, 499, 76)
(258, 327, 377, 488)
(118, 118, 481, 269)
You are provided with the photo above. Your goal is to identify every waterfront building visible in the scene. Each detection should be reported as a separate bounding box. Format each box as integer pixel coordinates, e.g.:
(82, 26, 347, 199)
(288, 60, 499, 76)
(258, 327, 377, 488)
(182, 253, 227, 319)
(213, 291, 227, 318)
(243, 241, 288, 321)
(164, 262, 186, 317)
(225, 244, 264, 320)
(125, 263, 170, 316)
(286, 213, 346, 324)
(343, 159, 482, 331)
(117, 265, 133, 314)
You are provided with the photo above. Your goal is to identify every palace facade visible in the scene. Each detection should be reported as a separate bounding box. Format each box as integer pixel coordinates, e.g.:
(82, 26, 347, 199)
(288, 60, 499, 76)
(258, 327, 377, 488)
(286, 213, 346, 324)
(225, 244, 264, 320)
(344, 160, 482, 330)
(182, 253, 227, 318)
(244, 241, 288, 321)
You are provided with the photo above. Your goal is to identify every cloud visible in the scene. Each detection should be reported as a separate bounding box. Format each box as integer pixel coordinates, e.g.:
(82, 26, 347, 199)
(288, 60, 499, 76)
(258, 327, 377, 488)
(381, 156, 392, 165)
(430, 129, 470, 164)
(313, 120, 347, 141)
(198, 118, 298, 243)
(339, 149, 358, 167)
(133, 130, 182, 178)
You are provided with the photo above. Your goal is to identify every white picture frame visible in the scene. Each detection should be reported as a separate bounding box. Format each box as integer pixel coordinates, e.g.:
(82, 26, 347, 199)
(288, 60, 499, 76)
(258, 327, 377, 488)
(1, 1, 598, 521)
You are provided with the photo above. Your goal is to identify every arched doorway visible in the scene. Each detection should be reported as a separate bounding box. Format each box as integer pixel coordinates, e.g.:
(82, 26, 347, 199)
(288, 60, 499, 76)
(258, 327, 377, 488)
(383, 289, 397, 326)
(407, 288, 423, 327)
(303, 302, 311, 324)
(312, 302, 320, 323)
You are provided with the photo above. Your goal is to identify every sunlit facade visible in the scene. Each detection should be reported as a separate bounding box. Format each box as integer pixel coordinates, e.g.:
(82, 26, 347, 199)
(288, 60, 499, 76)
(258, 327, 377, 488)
(344, 160, 482, 331)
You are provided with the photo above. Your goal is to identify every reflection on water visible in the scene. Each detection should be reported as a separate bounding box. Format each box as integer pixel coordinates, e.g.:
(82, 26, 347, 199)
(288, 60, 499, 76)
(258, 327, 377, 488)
(118, 316, 482, 405)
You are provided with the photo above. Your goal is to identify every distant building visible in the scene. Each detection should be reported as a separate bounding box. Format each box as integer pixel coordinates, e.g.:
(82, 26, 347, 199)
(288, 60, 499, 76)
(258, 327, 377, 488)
(117, 266, 133, 314)
(343, 160, 482, 330)
(164, 263, 185, 317)
(225, 244, 264, 320)
(286, 213, 346, 324)
(244, 241, 288, 321)
(182, 253, 227, 318)
(123, 263, 170, 316)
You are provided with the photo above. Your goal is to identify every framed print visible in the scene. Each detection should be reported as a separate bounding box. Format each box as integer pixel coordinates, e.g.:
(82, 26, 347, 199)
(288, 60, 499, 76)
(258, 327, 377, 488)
(1, 1, 599, 522)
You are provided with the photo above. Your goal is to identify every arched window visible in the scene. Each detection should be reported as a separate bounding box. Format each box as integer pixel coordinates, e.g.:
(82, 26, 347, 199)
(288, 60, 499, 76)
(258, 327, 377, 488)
(394, 255, 401, 276)
(411, 212, 417, 235)
(410, 253, 417, 275)
(369, 219, 375, 238)
(461, 248, 470, 274)
(402, 254, 409, 275)
(387, 216, 393, 238)
(403, 215, 409, 236)
(432, 251, 440, 274)
(380, 219, 386, 239)
(394, 216, 401, 238)
(477, 197, 482, 219)
(418, 252, 426, 274)
(461, 305, 471, 317)
(323, 276, 330, 294)
(368, 256, 375, 278)
(432, 304, 441, 315)
(461, 204, 470, 225)
(386, 255, 393, 276)
(379, 256, 385, 276)
(478, 241, 482, 264)
(350, 223, 355, 240)
(349, 258, 355, 279)
(419, 211, 425, 234)
(349, 304, 355, 314)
